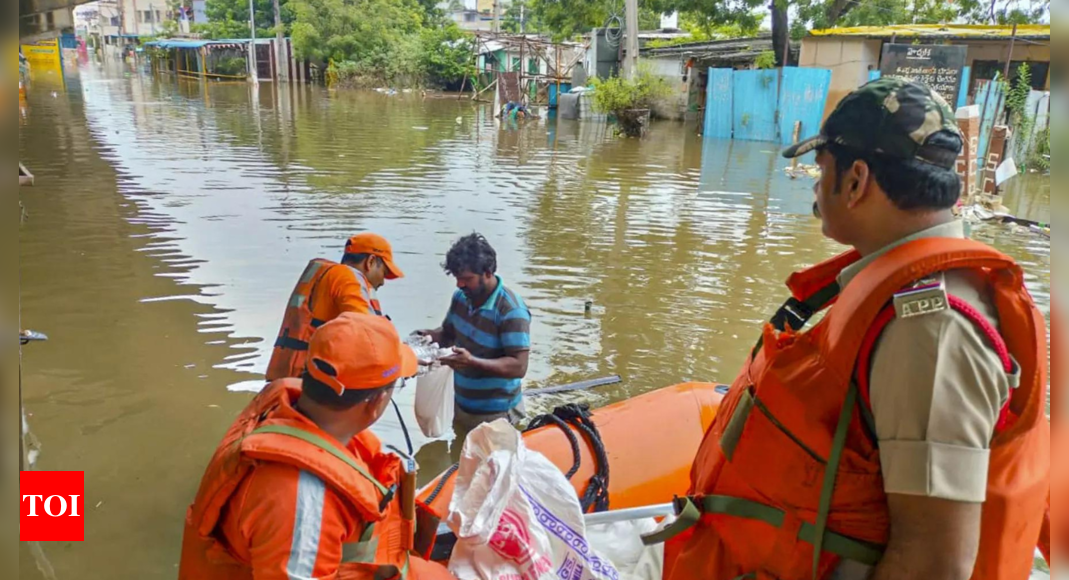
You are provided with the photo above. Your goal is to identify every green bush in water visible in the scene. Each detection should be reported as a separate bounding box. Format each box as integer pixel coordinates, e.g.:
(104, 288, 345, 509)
(590, 67, 673, 116)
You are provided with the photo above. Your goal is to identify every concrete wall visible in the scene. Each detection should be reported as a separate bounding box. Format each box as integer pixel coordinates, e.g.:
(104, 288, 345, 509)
(799, 37, 882, 120)
(646, 54, 689, 120)
(801, 35, 1051, 119)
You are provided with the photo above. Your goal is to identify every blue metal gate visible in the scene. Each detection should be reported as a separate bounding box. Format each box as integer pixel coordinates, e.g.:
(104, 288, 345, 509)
(706, 67, 832, 144)
(778, 68, 832, 144)
(732, 70, 780, 142)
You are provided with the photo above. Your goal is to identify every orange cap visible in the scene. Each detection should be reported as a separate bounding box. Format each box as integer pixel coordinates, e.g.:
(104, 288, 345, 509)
(306, 313, 418, 396)
(345, 233, 405, 280)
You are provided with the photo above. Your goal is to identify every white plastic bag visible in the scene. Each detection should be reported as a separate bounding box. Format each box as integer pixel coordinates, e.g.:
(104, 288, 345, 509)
(587, 519, 665, 580)
(415, 366, 455, 439)
(447, 421, 621, 580)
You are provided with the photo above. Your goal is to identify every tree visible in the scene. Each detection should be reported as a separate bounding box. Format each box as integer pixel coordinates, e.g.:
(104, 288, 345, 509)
(653, 0, 763, 38)
(422, 23, 475, 88)
(528, 0, 663, 42)
(197, 0, 294, 39)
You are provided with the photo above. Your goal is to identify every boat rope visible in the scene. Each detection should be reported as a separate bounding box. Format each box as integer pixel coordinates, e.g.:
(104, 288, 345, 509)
(526, 404, 611, 514)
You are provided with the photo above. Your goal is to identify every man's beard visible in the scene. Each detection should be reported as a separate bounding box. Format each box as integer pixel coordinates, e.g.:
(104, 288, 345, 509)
(463, 279, 489, 302)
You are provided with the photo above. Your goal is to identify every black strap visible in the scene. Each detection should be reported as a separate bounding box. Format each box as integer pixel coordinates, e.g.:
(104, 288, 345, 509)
(391, 399, 414, 457)
(311, 318, 328, 329)
(752, 281, 841, 359)
(274, 335, 310, 351)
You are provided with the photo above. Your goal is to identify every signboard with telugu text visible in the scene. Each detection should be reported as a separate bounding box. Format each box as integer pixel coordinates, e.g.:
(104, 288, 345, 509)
(879, 44, 968, 109)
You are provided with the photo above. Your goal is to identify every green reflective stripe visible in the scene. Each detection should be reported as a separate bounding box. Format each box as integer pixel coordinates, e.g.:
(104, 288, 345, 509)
(249, 425, 389, 496)
(698, 495, 884, 566)
(341, 536, 379, 564)
(812, 383, 860, 580)
(720, 389, 755, 461)
(400, 553, 410, 579)
(640, 498, 702, 546)
(289, 294, 307, 309)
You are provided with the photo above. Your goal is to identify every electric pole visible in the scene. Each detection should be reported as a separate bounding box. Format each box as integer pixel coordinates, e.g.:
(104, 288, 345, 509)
(624, 0, 639, 78)
(248, 0, 259, 84)
(273, 0, 287, 82)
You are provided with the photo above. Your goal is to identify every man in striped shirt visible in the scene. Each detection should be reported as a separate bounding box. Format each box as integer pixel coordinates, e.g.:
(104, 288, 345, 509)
(420, 234, 532, 432)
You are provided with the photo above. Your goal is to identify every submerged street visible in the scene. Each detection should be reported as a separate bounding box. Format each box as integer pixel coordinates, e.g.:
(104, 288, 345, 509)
(18, 62, 1050, 579)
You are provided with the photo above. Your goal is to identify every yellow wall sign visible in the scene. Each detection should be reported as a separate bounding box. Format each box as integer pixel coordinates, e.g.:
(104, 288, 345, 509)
(21, 39, 63, 71)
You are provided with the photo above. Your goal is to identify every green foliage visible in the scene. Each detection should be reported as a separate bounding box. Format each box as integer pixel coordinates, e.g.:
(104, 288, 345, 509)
(213, 56, 248, 77)
(200, 0, 294, 39)
(645, 18, 761, 48)
(590, 67, 674, 115)
(1031, 127, 1050, 172)
(527, 0, 661, 42)
(1005, 63, 1042, 167)
(754, 51, 777, 70)
(655, 0, 764, 38)
(421, 24, 476, 88)
(793, 0, 1047, 35)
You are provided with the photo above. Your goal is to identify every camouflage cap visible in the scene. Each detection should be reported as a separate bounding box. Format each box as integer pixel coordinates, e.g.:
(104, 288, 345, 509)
(783, 77, 964, 169)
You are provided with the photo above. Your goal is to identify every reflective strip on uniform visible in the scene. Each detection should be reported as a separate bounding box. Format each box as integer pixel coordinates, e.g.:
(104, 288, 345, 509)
(290, 294, 307, 309)
(287, 470, 327, 580)
(300, 262, 325, 284)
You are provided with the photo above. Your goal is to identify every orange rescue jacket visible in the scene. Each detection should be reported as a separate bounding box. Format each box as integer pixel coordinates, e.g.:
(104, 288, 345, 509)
(661, 238, 1049, 580)
(267, 259, 385, 381)
(178, 380, 414, 580)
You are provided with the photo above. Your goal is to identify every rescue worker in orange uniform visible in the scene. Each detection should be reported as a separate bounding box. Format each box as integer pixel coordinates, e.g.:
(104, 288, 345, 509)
(180, 313, 456, 580)
(267, 233, 405, 381)
(655, 79, 1049, 580)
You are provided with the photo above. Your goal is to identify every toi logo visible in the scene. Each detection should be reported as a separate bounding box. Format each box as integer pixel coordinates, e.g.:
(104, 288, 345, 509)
(20, 472, 85, 542)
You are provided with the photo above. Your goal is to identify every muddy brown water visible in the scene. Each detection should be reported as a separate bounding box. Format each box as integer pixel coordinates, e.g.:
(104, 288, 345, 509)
(18, 63, 1050, 579)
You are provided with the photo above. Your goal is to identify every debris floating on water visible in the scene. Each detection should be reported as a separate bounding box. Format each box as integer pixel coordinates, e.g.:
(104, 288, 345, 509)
(784, 164, 820, 180)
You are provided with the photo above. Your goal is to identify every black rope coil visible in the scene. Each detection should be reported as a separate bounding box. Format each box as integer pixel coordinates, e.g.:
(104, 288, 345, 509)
(526, 404, 611, 514)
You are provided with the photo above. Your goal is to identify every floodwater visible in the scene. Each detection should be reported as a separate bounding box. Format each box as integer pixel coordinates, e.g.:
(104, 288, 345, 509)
(18, 62, 1050, 579)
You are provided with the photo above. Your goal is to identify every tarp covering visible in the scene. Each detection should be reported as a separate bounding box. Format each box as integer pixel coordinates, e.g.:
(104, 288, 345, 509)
(809, 24, 1050, 40)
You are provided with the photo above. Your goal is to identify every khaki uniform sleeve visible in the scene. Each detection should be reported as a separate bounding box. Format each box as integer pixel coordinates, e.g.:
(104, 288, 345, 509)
(868, 277, 1011, 503)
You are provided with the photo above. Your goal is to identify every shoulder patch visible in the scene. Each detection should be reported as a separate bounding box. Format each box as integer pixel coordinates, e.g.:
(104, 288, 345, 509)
(893, 274, 949, 319)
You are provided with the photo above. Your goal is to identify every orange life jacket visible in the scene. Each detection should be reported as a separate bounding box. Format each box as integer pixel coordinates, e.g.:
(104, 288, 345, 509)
(178, 380, 413, 580)
(659, 238, 1049, 580)
(267, 259, 384, 381)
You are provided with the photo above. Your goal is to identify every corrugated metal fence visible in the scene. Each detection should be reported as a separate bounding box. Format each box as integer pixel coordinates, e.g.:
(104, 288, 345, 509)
(704, 67, 832, 144)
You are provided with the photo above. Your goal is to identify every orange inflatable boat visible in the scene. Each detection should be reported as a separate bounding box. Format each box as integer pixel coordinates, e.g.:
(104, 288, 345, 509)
(417, 382, 726, 534)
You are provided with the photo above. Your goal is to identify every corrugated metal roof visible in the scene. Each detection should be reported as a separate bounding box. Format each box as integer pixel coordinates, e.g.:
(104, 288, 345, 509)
(144, 39, 214, 49)
(144, 38, 275, 50)
(809, 24, 1050, 40)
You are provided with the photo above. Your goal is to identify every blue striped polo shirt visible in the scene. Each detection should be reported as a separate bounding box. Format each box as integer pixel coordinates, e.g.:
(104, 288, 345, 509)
(443, 277, 532, 414)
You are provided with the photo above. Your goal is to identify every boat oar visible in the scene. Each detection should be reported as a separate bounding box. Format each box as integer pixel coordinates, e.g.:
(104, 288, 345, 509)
(528, 376, 622, 397)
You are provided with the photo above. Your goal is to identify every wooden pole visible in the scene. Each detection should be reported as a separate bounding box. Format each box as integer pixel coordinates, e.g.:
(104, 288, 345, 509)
(274, 0, 287, 82)
(791, 121, 802, 169)
(1003, 23, 1018, 81)
(624, 0, 640, 78)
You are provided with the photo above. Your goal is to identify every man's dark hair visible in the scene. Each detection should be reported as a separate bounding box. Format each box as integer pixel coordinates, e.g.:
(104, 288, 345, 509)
(444, 233, 497, 277)
(825, 131, 963, 211)
(301, 371, 391, 411)
(343, 253, 371, 266)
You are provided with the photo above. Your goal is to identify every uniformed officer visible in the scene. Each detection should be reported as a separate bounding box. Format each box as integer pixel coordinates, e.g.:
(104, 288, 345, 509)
(663, 79, 1048, 580)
